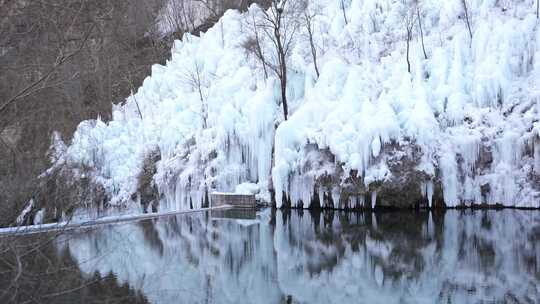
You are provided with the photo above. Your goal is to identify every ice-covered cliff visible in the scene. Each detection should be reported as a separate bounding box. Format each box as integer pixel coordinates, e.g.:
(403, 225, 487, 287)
(55, 0, 540, 211)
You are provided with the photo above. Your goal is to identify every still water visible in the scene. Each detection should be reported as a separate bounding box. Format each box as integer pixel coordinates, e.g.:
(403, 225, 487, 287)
(2, 209, 540, 303)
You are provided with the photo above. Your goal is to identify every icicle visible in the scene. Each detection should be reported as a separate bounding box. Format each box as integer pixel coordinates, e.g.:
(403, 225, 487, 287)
(301, 176, 315, 208)
(331, 187, 341, 209)
(358, 195, 365, 208)
(440, 149, 459, 207)
(497, 131, 523, 166)
(374, 265, 384, 287)
(457, 134, 481, 172)
(421, 181, 434, 208)
(318, 186, 325, 207)
(426, 181, 434, 208)
(34, 209, 45, 225)
(275, 190, 284, 209)
(348, 196, 355, 209)
(371, 190, 377, 209)
(16, 199, 34, 224)
(371, 136, 381, 158)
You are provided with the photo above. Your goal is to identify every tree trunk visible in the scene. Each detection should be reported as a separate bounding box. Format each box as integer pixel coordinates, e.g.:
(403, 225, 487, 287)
(278, 43, 288, 120)
(306, 17, 320, 78)
(417, 6, 428, 60)
(310, 41, 320, 78)
(281, 74, 288, 120)
(462, 0, 473, 43)
(340, 0, 348, 25)
(406, 30, 411, 73)
(274, 4, 288, 120)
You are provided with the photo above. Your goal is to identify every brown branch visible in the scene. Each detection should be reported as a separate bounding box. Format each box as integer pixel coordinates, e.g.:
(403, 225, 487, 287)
(461, 0, 473, 43)
(416, 1, 428, 60)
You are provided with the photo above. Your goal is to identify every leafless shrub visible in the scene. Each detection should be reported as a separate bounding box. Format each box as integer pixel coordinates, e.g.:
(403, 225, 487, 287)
(183, 60, 212, 129)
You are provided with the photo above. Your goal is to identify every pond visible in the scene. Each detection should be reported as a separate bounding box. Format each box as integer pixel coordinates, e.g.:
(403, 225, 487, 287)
(1, 208, 539, 303)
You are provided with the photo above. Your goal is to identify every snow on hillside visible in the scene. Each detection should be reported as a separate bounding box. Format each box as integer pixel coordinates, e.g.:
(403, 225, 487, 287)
(58, 0, 540, 212)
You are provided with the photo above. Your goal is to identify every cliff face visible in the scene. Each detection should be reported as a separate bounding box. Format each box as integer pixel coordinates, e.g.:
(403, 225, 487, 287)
(0, 0, 167, 225)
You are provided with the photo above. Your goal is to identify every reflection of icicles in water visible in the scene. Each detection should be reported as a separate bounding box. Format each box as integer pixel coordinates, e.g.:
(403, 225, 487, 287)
(422, 211, 435, 238)
(63, 209, 540, 304)
(420, 181, 434, 208)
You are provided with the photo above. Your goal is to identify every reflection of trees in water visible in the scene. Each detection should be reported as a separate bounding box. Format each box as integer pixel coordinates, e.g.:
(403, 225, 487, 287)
(52, 209, 540, 303)
(0, 232, 148, 303)
(272, 209, 540, 303)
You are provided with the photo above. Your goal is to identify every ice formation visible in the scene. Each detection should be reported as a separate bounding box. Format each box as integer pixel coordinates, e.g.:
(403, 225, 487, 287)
(58, 0, 540, 211)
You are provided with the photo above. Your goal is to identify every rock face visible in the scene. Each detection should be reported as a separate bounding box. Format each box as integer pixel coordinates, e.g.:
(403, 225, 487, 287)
(280, 141, 436, 210)
(136, 148, 161, 212)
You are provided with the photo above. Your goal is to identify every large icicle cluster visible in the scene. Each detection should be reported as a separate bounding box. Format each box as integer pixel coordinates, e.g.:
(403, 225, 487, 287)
(59, 0, 540, 211)
(64, 9, 278, 211)
(272, 0, 540, 208)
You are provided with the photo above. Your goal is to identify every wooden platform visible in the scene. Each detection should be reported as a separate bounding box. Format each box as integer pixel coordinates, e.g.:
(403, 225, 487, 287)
(210, 192, 256, 208)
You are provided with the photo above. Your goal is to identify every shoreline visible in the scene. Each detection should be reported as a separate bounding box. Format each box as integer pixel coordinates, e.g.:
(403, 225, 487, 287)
(3, 203, 538, 236)
(0, 205, 232, 236)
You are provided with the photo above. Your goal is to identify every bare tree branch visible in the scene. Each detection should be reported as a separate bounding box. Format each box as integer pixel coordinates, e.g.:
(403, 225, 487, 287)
(0, 23, 96, 117)
(416, 0, 428, 60)
(461, 0, 473, 43)
(243, 0, 301, 120)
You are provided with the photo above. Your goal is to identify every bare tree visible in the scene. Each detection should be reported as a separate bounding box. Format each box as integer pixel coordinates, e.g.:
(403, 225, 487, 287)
(404, 3, 417, 74)
(161, 0, 198, 38)
(161, 0, 260, 39)
(243, 11, 270, 78)
(244, 0, 301, 120)
(461, 0, 473, 43)
(415, 0, 428, 60)
(183, 61, 210, 129)
(124, 69, 144, 120)
(301, 1, 321, 78)
(537, 0, 539, 19)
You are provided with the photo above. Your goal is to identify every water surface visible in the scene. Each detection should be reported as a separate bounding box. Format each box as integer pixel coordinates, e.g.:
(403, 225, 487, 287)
(2, 209, 539, 303)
